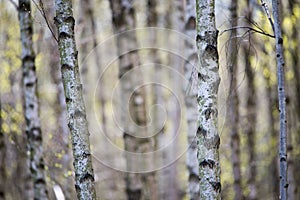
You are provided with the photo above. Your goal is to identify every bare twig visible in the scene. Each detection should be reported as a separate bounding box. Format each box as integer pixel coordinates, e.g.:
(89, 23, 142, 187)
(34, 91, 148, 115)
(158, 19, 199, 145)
(220, 26, 275, 38)
(8, 0, 18, 9)
(260, 0, 275, 32)
(32, 0, 58, 42)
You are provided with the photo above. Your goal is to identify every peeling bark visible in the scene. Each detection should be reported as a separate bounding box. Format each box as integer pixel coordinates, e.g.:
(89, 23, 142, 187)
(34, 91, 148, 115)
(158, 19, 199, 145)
(18, 0, 48, 199)
(196, 0, 221, 199)
(54, 0, 97, 199)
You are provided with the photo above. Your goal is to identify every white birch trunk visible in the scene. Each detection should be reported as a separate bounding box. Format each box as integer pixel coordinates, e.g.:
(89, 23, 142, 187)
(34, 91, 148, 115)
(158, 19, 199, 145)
(54, 0, 97, 199)
(18, 0, 48, 199)
(195, 0, 221, 199)
(271, 0, 288, 199)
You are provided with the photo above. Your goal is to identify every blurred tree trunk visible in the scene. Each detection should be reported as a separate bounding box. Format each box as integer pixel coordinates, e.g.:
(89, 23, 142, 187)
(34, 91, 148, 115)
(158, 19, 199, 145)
(184, 0, 199, 199)
(166, 0, 184, 199)
(109, 0, 157, 199)
(243, 1, 257, 200)
(54, 0, 97, 199)
(18, 0, 48, 199)
(287, 1, 300, 199)
(79, 0, 107, 139)
(146, 0, 161, 198)
(195, 0, 221, 199)
(226, 0, 243, 199)
(0, 95, 5, 200)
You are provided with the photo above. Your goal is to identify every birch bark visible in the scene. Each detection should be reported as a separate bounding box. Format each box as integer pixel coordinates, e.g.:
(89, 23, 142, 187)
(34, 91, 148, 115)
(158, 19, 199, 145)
(54, 0, 97, 199)
(271, 0, 288, 199)
(18, 0, 48, 199)
(196, 0, 221, 199)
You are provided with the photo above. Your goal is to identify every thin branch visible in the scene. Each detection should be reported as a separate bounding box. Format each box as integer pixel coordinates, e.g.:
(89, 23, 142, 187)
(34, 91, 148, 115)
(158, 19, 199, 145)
(32, 0, 58, 42)
(8, 0, 18, 9)
(220, 26, 275, 38)
(260, 0, 275, 33)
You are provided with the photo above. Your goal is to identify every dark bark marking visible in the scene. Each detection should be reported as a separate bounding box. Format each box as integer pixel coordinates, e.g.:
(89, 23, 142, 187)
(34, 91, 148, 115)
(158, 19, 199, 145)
(278, 37, 283, 44)
(119, 64, 133, 78)
(205, 44, 218, 59)
(35, 178, 46, 185)
(126, 188, 142, 200)
(189, 173, 200, 182)
(30, 127, 42, 141)
(61, 64, 73, 71)
(19, 1, 30, 12)
(197, 126, 207, 137)
(23, 55, 35, 64)
(199, 159, 215, 169)
(280, 157, 286, 162)
(204, 108, 213, 120)
(79, 172, 95, 183)
(66, 97, 72, 103)
(214, 135, 220, 148)
(25, 82, 35, 88)
(74, 109, 86, 119)
(59, 32, 71, 39)
(210, 181, 221, 193)
(196, 34, 201, 42)
(65, 16, 75, 28)
(185, 17, 196, 30)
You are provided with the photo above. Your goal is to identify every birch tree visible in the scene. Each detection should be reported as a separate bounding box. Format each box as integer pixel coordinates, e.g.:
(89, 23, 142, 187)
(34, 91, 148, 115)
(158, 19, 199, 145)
(287, 1, 300, 199)
(184, 0, 199, 199)
(109, 0, 156, 199)
(0, 94, 5, 200)
(196, 0, 221, 199)
(226, 0, 243, 199)
(54, 0, 97, 199)
(244, 1, 257, 199)
(271, 0, 288, 199)
(18, 0, 48, 199)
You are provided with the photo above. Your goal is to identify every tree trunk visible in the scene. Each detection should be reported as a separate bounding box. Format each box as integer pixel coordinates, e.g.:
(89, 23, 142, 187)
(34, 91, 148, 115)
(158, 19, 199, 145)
(49, 35, 75, 200)
(287, 1, 300, 199)
(226, 0, 243, 199)
(243, 3, 257, 199)
(243, 2, 258, 200)
(271, 1, 288, 199)
(146, 1, 161, 198)
(40, 3, 75, 198)
(54, 0, 97, 199)
(167, 1, 184, 199)
(184, 0, 200, 199)
(109, 0, 156, 199)
(18, 0, 49, 199)
(0, 95, 5, 200)
(195, 0, 221, 199)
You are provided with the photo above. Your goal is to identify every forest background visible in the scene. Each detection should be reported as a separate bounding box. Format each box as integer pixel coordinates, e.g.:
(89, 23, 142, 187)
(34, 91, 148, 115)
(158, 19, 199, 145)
(0, 0, 299, 199)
